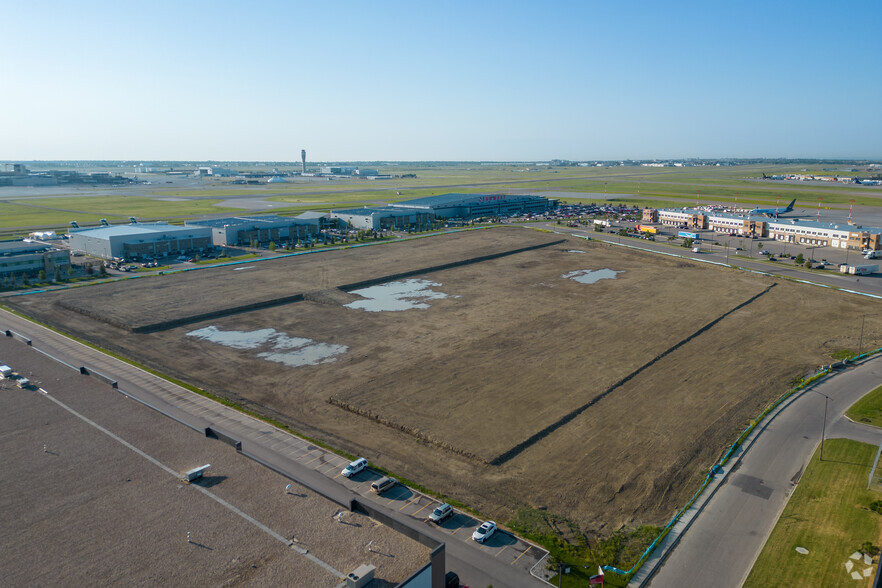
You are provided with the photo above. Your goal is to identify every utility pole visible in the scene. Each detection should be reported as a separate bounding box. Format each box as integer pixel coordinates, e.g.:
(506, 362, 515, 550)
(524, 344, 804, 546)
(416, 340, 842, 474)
(808, 390, 830, 461)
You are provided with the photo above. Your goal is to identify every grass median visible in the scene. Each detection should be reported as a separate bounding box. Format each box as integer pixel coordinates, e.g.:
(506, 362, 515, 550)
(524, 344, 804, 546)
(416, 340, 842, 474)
(744, 438, 882, 587)
(847, 384, 882, 429)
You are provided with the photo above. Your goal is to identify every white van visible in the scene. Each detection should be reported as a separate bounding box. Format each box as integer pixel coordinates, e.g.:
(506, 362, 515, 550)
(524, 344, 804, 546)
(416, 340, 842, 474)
(370, 477, 397, 495)
(0, 365, 12, 379)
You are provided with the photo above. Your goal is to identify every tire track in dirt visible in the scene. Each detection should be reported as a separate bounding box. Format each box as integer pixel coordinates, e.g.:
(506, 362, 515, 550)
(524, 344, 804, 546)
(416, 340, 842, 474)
(489, 283, 778, 466)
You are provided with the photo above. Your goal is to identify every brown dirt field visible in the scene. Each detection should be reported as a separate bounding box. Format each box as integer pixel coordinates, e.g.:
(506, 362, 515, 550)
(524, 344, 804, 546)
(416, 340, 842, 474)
(7, 227, 882, 537)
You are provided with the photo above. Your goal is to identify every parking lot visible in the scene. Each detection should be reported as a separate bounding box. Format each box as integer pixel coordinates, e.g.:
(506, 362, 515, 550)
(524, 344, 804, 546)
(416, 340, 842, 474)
(273, 447, 548, 575)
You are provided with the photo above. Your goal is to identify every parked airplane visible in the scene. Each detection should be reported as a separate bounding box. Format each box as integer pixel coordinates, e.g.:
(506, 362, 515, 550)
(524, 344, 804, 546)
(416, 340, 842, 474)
(753, 198, 796, 217)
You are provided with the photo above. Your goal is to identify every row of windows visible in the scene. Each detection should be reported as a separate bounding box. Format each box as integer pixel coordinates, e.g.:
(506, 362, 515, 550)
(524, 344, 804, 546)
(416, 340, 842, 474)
(0, 260, 41, 267)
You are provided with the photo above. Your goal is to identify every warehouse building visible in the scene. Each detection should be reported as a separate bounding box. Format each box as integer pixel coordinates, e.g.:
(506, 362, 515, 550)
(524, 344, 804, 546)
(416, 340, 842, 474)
(68, 223, 213, 260)
(657, 208, 709, 229)
(330, 207, 432, 231)
(767, 219, 882, 251)
(705, 212, 768, 238)
(649, 206, 882, 251)
(390, 193, 558, 219)
(186, 215, 320, 247)
(0, 241, 70, 279)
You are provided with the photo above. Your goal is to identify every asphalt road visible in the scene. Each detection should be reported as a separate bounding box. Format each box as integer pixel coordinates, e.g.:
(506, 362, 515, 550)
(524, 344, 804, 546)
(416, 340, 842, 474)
(544, 223, 882, 300)
(0, 309, 548, 588)
(646, 357, 882, 588)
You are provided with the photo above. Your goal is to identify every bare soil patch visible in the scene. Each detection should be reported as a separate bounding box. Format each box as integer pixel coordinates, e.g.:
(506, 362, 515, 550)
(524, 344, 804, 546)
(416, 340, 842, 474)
(7, 227, 880, 538)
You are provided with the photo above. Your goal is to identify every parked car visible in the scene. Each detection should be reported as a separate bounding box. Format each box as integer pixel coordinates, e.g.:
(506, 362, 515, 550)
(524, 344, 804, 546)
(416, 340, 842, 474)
(472, 520, 497, 544)
(445, 571, 460, 588)
(370, 476, 398, 494)
(341, 457, 368, 478)
(429, 503, 454, 524)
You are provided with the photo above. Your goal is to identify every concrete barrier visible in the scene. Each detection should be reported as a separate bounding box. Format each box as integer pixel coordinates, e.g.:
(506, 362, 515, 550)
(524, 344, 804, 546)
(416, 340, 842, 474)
(78, 366, 118, 388)
(205, 427, 242, 451)
(5, 330, 32, 345)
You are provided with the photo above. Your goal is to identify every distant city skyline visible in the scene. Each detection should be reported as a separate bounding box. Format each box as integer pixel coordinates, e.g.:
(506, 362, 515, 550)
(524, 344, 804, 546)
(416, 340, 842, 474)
(2, 1, 880, 161)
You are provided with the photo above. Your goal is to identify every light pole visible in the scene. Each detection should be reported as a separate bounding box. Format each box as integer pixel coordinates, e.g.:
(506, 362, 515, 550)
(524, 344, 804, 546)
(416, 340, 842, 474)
(809, 390, 830, 460)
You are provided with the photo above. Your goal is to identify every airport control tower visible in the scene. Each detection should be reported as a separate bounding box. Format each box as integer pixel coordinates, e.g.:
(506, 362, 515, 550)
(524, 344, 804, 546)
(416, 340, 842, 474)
(301, 150, 306, 174)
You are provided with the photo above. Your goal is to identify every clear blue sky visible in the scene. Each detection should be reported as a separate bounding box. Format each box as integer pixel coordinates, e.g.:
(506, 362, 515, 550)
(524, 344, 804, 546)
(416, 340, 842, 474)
(2, 1, 880, 161)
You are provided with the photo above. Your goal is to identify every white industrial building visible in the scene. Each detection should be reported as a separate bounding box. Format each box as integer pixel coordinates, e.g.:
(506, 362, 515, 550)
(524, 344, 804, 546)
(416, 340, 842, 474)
(0, 241, 70, 279)
(68, 223, 213, 260)
(185, 215, 320, 246)
(330, 207, 430, 230)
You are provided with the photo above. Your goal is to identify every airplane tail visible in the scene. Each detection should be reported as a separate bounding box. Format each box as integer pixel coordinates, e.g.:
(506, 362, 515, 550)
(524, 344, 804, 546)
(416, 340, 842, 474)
(785, 198, 796, 211)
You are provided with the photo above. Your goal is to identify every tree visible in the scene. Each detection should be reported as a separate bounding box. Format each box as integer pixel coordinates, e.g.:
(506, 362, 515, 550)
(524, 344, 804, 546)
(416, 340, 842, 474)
(38, 269, 46, 282)
(805, 259, 813, 269)
(682, 238, 694, 248)
(54, 267, 61, 282)
(67, 265, 74, 277)
(268, 241, 276, 251)
(794, 253, 804, 264)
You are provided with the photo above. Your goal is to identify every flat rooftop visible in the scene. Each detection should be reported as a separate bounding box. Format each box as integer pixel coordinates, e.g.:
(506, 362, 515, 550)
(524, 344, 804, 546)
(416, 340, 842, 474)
(187, 215, 313, 228)
(0, 336, 427, 586)
(0, 241, 52, 255)
(70, 223, 209, 239)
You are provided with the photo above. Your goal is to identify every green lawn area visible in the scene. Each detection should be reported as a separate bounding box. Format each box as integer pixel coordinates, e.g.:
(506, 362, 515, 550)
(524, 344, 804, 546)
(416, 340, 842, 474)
(744, 439, 882, 588)
(847, 385, 882, 429)
(0, 196, 244, 230)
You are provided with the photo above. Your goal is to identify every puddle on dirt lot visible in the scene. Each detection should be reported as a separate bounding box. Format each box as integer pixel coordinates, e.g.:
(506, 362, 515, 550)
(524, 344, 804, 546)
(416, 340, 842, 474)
(567, 250, 585, 253)
(344, 278, 452, 312)
(186, 326, 347, 366)
(562, 268, 623, 284)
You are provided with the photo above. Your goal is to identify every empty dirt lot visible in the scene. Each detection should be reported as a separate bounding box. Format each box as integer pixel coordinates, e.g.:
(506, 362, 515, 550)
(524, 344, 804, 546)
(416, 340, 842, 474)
(7, 227, 880, 540)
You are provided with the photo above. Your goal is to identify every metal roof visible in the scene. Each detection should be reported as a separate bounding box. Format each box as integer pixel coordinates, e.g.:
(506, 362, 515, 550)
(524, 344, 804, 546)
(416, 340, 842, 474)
(0, 241, 52, 255)
(187, 215, 308, 228)
(332, 207, 414, 216)
(69, 223, 207, 239)
(394, 193, 544, 208)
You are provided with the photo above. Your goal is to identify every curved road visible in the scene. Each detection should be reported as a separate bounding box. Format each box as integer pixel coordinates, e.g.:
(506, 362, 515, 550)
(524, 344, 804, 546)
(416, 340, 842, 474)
(645, 357, 882, 587)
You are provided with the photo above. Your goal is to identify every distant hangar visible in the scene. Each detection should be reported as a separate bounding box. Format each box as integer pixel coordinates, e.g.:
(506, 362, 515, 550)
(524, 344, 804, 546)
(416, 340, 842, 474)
(331, 193, 558, 230)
